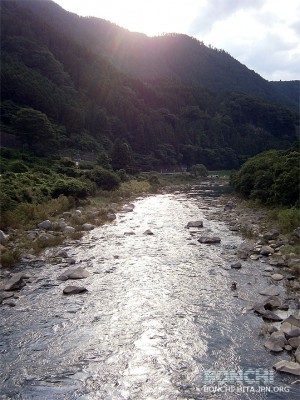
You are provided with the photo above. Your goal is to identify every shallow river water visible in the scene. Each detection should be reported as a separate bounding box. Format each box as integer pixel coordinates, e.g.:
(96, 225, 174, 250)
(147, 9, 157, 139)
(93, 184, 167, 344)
(0, 185, 299, 399)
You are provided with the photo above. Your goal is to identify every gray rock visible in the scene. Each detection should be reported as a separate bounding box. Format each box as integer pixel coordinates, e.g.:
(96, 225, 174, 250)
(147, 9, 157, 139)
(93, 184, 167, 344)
(224, 204, 234, 211)
(198, 236, 221, 244)
(273, 360, 300, 376)
(56, 250, 68, 258)
(268, 325, 278, 334)
(237, 242, 253, 259)
(3, 273, 30, 291)
(75, 209, 82, 216)
(259, 286, 280, 296)
(143, 229, 154, 235)
(264, 331, 287, 352)
(63, 285, 87, 295)
(37, 220, 52, 230)
(0, 230, 8, 244)
(186, 221, 203, 228)
(264, 266, 274, 272)
(230, 262, 242, 269)
(0, 291, 14, 303)
(64, 226, 76, 233)
(260, 246, 275, 256)
(262, 311, 283, 321)
(63, 212, 72, 218)
(288, 337, 300, 349)
(284, 315, 300, 328)
(284, 345, 293, 351)
(269, 257, 287, 267)
(123, 204, 134, 212)
(293, 227, 300, 238)
(58, 267, 90, 281)
(263, 230, 279, 241)
(124, 231, 136, 236)
(107, 213, 116, 220)
(82, 223, 95, 231)
(280, 322, 300, 338)
(271, 273, 284, 281)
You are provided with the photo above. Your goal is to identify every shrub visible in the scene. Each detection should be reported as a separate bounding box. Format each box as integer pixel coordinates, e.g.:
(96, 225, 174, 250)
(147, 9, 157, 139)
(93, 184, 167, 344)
(51, 178, 93, 199)
(87, 167, 120, 191)
(9, 160, 29, 173)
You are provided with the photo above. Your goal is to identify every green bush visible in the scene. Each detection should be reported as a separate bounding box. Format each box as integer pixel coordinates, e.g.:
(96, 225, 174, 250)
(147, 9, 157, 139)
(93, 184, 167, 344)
(87, 167, 120, 191)
(51, 178, 93, 199)
(231, 147, 299, 206)
(9, 160, 30, 173)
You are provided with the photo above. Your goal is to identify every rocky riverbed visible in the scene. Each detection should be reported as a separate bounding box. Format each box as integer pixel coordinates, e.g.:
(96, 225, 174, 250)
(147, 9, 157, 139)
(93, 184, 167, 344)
(0, 182, 299, 399)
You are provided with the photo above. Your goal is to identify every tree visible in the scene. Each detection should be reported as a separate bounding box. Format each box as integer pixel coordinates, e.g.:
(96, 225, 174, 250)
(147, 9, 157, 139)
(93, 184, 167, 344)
(13, 107, 57, 155)
(111, 138, 134, 171)
(190, 164, 208, 178)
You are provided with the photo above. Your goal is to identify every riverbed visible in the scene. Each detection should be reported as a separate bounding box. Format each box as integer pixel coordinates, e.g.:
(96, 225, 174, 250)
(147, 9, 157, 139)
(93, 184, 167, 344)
(0, 185, 299, 399)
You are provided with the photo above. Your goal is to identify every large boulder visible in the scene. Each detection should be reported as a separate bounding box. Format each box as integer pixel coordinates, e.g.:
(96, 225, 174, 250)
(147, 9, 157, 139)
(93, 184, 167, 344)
(262, 311, 283, 322)
(273, 360, 300, 376)
(2, 273, 31, 291)
(143, 229, 154, 235)
(230, 262, 242, 269)
(288, 336, 300, 349)
(186, 221, 203, 228)
(37, 220, 52, 230)
(284, 316, 300, 328)
(198, 236, 221, 244)
(264, 331, 287, 352)
(259, 286, 280, 296)
(260, 246, 275, 256)
(63, 285, 88, 295)
(58, 267, 90, 281)
(271, 273, 284, 281)
(263, 230, 280, 241)
(237, 242, 253, 259)
(82, 223, 95, 231)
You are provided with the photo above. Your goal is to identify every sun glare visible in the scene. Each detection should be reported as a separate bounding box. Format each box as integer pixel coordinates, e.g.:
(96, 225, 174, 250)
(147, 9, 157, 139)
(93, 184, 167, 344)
(55, 0, 199, 36)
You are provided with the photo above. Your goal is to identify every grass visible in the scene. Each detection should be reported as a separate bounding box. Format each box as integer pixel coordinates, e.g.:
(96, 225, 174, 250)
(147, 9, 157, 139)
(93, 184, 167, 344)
(0, 249, 21, 268)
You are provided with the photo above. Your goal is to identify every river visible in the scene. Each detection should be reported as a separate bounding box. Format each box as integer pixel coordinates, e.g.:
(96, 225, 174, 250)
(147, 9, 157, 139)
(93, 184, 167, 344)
(0, 184, 299, 399)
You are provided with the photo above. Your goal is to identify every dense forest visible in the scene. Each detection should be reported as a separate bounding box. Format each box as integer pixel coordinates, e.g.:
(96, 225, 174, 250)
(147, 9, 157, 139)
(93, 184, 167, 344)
(0, 0, 299, 172)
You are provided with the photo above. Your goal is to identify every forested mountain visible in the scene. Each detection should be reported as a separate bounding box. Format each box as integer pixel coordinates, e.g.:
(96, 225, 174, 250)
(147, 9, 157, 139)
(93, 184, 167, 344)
(0, 0, 299, 171)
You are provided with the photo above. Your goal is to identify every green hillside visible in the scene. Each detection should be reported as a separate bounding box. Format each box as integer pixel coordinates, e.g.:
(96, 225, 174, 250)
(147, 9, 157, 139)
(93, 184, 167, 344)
(0, 0, 299, 171)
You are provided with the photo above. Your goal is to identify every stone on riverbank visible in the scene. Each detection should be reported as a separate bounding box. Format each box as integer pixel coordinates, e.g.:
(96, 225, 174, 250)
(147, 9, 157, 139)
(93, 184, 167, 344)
(259, 286, 280, 296)
(186, 221, 203, 228)
(37, 220, 52, 230)
(82, 223, 95, 231)
(271, 273, 284, 281)
(143, 229, 154, 235)
(262, 311, 283, 322)
(273, 360, 300, 376)
(260, 246, 275, 256)
(288, 337, 300, 349)
(198, 236, 221, 244)
(58, 267, 90, 281)
(284, 315, 300, 328)
(230, 262, 242, 269)
(63, 285, 88, 295)
(264, 331, 287, 352)
(2, 273, 31, 291)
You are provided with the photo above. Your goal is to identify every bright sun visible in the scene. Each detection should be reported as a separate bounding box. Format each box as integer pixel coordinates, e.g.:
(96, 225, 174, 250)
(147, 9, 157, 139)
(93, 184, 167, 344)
(55, 0, 199, 37)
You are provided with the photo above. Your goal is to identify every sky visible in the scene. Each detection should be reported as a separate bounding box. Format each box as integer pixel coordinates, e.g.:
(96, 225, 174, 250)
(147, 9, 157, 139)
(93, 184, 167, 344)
(53, 0, 300, 81)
